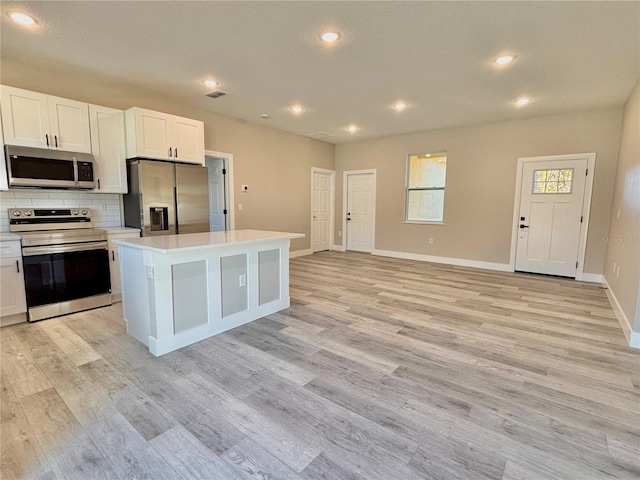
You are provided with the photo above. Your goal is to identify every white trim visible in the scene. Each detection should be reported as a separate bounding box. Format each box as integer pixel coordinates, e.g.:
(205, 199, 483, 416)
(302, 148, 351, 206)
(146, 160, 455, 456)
(343, 169, 377, 253)
(372, 249, 512, 272)
(290, 248, 313, 258)
(332, 244, 346, 252)
(602, 276, 639, 349)
(510, 153, 596, 280)
(205, 150, 235, 231)
(580, 273, 603, 283)
(310, 167, 336, 253)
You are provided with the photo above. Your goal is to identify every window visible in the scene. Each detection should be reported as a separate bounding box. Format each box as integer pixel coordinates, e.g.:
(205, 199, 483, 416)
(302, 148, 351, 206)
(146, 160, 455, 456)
(532, 168, 573, 194)
(405, 152, 447, 222)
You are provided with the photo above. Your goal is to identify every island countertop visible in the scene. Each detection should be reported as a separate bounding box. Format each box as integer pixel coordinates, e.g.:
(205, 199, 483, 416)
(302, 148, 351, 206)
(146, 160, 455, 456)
(114, 229, 305, 254)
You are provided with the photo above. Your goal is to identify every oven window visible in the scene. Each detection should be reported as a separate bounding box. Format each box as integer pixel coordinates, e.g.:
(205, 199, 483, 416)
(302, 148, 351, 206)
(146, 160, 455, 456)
(22, 249, 111, 307)
(10, 157, 75, 180)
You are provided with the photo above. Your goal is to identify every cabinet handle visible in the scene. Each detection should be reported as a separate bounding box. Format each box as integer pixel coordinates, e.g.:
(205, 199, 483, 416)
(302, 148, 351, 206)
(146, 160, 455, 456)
(16, 260, 20, 273)
(54, 135, 58, 148)
(174, 148, 178, 158)
(45, 134, 49, 146)
(97, 179, 101, 190)
(168, 147, 173, 158)
(112, 251, 115, 262)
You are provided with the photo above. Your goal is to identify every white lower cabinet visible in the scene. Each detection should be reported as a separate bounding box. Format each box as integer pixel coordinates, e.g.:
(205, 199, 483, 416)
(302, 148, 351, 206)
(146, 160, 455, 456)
(0, 240, 27, 326)
(107, 230, 140, 301)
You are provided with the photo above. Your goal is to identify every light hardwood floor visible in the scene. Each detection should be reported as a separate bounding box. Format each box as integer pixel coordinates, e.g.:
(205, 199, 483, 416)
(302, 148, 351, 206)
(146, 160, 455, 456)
(1, 251, 639, 479)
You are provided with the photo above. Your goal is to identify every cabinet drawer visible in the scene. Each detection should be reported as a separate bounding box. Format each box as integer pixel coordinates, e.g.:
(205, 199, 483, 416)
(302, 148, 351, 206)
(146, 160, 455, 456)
(0, 242, 21, 258)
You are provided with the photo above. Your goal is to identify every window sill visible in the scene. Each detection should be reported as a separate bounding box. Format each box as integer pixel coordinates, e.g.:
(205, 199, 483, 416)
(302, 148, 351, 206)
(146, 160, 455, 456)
(403, 221, 445, 225)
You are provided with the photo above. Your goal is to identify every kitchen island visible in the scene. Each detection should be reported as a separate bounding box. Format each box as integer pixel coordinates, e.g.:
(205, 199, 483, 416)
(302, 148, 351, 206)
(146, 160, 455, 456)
(115, 230, 304, 356)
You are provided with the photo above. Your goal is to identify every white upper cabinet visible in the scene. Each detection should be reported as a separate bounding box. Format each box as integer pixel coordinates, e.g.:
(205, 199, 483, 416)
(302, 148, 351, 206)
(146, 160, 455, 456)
(1, 85, 91, 153)
(125, 107, 204, 165)
(89, 104, 128, 193)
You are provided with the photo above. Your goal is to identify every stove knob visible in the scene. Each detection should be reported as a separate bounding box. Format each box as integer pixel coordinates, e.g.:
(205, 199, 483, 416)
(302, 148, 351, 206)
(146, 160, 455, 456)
(81, 210, 88, 215)
(12, 210, 21, 216)
(24, 210, 32, 216)
(72, 210, 79, 215)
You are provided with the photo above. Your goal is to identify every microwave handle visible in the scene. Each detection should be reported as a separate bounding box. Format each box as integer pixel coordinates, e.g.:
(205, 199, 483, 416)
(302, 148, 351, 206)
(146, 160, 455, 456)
(73, 160, 79, 185)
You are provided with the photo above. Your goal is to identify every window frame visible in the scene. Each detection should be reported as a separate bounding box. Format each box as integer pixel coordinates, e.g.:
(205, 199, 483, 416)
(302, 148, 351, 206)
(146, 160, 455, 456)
(404, 151, 447, 225)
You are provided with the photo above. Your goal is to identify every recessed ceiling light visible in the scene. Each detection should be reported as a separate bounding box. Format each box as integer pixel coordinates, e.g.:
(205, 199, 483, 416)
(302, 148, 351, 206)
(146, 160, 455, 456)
(393, 102, 408, 111)
(260, 114, 270, 119)
(347, 125, 357, 133)
(203, 79, 218, 88)
(494, 55, 516, 65)
(515, 97, 532, 106)
(291, 105, 304, 114)
(321, 31, 340, 43)
(10, 12, 36, 26)
(425, 154, 431, 158)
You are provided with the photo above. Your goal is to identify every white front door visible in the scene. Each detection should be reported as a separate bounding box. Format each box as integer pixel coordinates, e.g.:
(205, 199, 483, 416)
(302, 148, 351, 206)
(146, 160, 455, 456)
(312, 171, 331, 252)
(206, 156, 227, 231)
(515, 158, 588, 277)
(346, 173, 375, 253)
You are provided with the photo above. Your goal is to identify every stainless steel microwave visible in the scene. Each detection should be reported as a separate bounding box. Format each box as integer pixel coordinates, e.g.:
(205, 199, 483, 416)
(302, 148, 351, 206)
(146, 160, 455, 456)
(5, 145, 96, 189)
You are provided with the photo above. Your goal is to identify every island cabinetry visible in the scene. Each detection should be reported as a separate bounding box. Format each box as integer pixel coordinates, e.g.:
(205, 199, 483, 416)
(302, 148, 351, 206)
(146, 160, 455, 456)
(116, 230, 303, 356)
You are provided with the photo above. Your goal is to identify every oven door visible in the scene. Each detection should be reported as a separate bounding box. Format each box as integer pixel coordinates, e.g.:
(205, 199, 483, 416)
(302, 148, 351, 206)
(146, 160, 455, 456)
(22, 242, 111, 321)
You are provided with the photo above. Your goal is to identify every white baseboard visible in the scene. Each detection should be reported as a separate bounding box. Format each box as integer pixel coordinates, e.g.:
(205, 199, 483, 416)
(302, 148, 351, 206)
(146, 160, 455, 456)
(578, 273, 602, 283)
(332, 244, 346, 252)
(602, 276, 639, 349)
(290, 248, 313, 259)
(372, 249, 512, 272)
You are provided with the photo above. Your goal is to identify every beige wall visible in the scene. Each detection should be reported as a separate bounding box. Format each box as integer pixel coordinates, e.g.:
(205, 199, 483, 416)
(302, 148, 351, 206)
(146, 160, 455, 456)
(0, 57, 335, 252)
(604, 78, 640, 332)
(335, 108, 623, 274)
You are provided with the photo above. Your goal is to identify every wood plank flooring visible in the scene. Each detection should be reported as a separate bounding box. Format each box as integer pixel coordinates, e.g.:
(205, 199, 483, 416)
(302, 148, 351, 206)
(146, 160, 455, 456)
(1, 251, 639, 479)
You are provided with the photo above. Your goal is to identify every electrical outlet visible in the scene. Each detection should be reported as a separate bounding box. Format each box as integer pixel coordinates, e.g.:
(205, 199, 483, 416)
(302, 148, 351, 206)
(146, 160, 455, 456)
(616, 265, 620, 278)
(238, 203, 243, 211)
(428, 237, 434, 244)
(239, 274, 246, 287)
(146, 266, 154, 279)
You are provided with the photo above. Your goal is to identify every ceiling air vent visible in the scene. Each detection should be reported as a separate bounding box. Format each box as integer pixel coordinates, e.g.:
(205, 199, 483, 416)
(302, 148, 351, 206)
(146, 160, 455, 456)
(306, 132, 335, 140)
(205, 90, 227, 99)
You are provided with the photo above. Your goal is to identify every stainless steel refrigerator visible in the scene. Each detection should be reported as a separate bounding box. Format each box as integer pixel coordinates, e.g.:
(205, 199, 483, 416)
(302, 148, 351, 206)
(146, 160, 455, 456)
(123, 160, 210, 236)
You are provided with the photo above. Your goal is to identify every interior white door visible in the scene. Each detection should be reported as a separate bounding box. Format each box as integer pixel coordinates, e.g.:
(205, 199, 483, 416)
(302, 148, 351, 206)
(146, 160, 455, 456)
(346, 173, 374, 252)
(312, 171, 331, 252)
(515, 158, 588, 277)
(206, 156, 227, 231)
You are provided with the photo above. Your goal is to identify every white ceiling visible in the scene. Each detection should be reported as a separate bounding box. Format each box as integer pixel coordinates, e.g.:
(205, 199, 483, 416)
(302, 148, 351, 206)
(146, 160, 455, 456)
(1, 1, 638, 144)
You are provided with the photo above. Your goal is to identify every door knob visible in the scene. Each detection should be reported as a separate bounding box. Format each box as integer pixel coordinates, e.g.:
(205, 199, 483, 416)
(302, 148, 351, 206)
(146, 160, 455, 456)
(519, 224, 529, 229)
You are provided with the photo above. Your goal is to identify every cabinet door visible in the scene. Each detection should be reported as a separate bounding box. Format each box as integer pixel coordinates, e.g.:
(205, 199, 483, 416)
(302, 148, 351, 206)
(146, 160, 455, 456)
(0, 107, 7, 191)
(130, 108, 172, 160)
(90, 105, 127, 193)
(107, 232, 140, 299)
(172, 116, 204, 165)
(0, 257, 27, 317)
(0, 85, 50, 149)
(47, 95, 91, 153)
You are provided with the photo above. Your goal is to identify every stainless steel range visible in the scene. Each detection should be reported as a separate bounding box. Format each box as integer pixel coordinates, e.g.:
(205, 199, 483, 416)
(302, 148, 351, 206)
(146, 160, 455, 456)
(9, 208, 111, 322)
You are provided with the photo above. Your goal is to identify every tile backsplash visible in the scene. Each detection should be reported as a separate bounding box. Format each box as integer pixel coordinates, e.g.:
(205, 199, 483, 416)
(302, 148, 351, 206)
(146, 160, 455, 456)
(0, 190, 123, 232)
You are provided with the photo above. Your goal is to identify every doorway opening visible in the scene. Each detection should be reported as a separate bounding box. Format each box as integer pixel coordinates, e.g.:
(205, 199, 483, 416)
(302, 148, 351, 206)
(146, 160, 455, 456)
(510, 153, 595, 280)
(342, 169, 376, 253)
(205, 151, 235, 232)
(311, 167, 336, 253)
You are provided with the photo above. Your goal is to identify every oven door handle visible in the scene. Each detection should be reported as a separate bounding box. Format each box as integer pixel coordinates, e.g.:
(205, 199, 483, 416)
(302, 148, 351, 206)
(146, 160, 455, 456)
(22, 241, 108, 256)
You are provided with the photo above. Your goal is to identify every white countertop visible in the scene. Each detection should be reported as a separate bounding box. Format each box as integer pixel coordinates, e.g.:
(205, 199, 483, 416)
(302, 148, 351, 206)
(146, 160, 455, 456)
(114, 229, 305, 254)
(0, 232, 22, 242)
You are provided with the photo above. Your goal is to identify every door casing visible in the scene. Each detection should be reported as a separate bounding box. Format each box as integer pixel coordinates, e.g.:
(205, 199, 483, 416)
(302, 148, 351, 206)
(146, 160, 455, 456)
(342, 169, 377, 253)
(311, 167, 335, 252)
(509, 153, 596, 281)
(205, 150, 235, 231)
